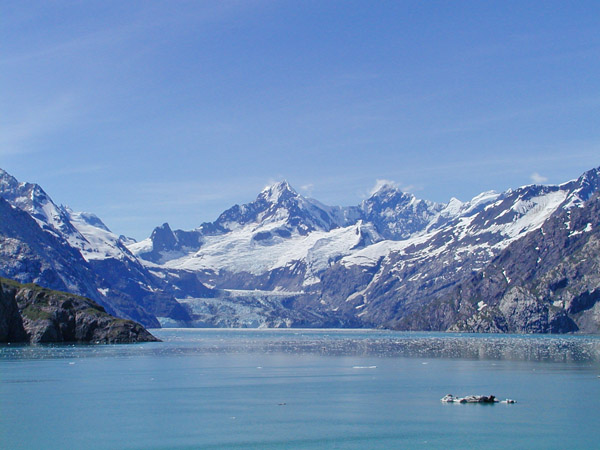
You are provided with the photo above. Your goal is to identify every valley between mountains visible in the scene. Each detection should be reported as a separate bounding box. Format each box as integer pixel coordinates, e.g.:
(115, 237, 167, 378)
(1, 167, 599, 333)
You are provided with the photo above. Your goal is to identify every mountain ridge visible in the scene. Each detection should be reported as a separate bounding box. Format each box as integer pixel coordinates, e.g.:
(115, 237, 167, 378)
(0, 170, 193, 328)
(2, 166, 600, 332)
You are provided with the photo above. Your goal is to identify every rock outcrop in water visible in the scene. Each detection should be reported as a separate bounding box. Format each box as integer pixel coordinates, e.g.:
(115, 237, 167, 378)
(0, 277, 159, 344)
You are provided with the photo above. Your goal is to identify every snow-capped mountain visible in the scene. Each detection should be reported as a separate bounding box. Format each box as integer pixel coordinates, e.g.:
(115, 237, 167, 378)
(128, 166, 600, 332)
(0, 169, 88, 247)
(130, 181, 360, 264)
(359, 183, 444, 239)
(130, 177, 556, 294)
(407, 187, 600, 333)
(2, 166, 600, 332)
(213, 181, 354, 233)
(129, 180, 442, 289)
(130, 193, 368, 294)
(0, 169, 191, 327)
(0, 169, 137, 264)
(0, 196, 101, 302)
(315, 184, 570, 323)
(311, 168, 600, 332)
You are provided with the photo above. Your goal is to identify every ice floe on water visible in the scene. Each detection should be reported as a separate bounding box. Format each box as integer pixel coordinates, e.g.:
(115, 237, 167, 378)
(441, 394, 516, 404)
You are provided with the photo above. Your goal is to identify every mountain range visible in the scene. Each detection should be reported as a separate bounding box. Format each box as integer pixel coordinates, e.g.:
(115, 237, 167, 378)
(1, 166, 599, 333)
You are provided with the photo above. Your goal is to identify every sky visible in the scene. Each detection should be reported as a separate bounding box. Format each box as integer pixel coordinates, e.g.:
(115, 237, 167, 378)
(2, 0, 600, 240)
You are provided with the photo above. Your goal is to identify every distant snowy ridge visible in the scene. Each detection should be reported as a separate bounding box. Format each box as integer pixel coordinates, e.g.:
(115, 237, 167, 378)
(2, 166, 600, 332)
(128, 177, 569, 289)
(128, 166, 600, 332)
(127, 178, 445, 283)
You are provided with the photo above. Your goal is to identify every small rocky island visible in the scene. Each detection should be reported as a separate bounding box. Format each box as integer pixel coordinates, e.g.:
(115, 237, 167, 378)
(0, 277, 159, 344)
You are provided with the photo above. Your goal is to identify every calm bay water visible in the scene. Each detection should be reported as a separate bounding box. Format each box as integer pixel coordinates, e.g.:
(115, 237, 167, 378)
(1, 329, 599, 449)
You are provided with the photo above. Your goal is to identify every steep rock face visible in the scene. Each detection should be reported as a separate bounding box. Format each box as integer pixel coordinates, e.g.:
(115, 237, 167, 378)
(59, 203, 195, 326)
(0, 197, 160, 326)
(0, 282, 28, 342)
(311, 182, 572, 328)
(0, 278, 159, 343)
(404, 190, 600, 333)
(359, 184, 443, 240)
(133, 223, 202, 265)
(0, 197, 104, 300)
(0, 170, 194, 327)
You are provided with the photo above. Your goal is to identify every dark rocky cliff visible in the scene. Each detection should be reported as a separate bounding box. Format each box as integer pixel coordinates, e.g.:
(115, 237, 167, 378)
(0, 282, 27, 342)
(399, 193, 600, 333)
(0, 278, 159, 344)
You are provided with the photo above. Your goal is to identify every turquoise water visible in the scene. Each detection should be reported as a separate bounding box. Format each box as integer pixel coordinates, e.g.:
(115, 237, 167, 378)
(1, 329, 599, 449)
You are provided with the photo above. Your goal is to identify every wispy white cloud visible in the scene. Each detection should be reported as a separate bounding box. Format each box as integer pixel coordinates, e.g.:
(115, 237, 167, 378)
(400, 184, 419, 193)
(51, 165, 110, 177)
(434, 95, 600, 136)
(0, 94, 81, 155)
(530, 172, 548, 184)
(300, 183, 314, 195)
(0, 27, 134, 66)
(369, 179, 398, 195)
(0, 2, 265, 67)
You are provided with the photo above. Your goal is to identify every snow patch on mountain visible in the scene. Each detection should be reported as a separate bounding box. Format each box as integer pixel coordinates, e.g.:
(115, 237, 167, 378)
(496, 190, 568, 241)
(63, 207, 138, 262)
(155, 219, 380, 282)
(340, 187, 569, 271)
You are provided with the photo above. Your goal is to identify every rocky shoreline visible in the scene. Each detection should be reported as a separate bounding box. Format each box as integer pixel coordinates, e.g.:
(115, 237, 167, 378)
(0, 277, 159, 344)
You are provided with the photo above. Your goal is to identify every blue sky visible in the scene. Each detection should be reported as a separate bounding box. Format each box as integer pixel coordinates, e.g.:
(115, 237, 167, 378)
(2, 1, 599, 240)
